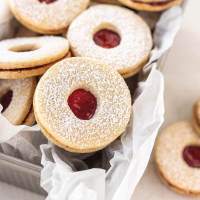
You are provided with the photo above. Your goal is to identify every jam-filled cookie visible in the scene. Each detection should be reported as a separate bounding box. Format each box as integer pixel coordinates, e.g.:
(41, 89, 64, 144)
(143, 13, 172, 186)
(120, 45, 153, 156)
(155, 121, 200, 196)
(118, 0, 183, 12)
(34, 57, 131, 153)
(193, 99, 200, 136)
(0, 36, 70, 79)
(67, 4, 152, 78)
(8, 0, 90, 34)
(0, 78, 36, 125)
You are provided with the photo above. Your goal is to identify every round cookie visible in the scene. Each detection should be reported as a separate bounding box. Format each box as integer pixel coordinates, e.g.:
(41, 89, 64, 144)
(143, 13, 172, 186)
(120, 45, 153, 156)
(0, 78, 36, 125)
(67, 4, 152, 78)
(0, 36, 69, 69)
(155, 121, 200, 196)
(118, 0, 183, 12)
(192, 99, 200, 136)
(8, 0, 90, 34)
(0, 51, 72, 79)
(34, 57, 131, 153)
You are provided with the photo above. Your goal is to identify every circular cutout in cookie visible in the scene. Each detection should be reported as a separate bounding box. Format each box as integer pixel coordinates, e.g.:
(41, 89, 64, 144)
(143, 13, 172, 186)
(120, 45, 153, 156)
(183, 145, 200, 168)
(68, 89, 97, 120)
(93, 29, 121, 48)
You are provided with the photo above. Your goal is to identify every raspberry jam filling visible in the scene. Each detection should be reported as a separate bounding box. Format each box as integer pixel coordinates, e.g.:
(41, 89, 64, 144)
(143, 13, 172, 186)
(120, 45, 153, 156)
(93, 29, 121, 48)
(68, 89, 97, 120)
(183, 145, 200, 168)
(0, 90, 13, 113)
(38, 0, 57, 4)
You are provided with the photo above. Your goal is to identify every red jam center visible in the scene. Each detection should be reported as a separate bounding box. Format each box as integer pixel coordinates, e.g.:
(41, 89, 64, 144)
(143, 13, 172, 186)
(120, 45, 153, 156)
(93, 29, 121, 49)
(183, 145, 200, 168)
(38, 0, 57, 4)
(67, 89, 97, 120)
(0, 90, 13, 113)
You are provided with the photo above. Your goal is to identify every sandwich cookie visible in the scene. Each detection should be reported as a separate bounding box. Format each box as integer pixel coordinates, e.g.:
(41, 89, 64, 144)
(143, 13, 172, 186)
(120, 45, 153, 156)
(0, 36, 70, 79)
(8, 0, 90, 34)
(67, 4, 152, 78)
(0, 78, 36, 125)
(34, 57, 131, 153)
(118, 0, 183, 12)
(155, 121, 200, 196)
(193, 99, 200, 136)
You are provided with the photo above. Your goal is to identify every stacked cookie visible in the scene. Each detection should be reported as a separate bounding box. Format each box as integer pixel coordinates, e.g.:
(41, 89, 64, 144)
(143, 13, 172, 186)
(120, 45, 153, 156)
(155, 99, 200, 196)
(0, 0, 182, 152)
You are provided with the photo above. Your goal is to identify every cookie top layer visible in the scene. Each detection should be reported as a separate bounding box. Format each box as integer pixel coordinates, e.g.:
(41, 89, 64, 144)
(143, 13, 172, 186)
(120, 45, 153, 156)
(0, 36, 69, 69)
(34, 57, 131, 153)
(8, 0, 90, 34)
(0, 78, 36, 124)
(67, 4, 152, 76)
(155, 121, 200, 195)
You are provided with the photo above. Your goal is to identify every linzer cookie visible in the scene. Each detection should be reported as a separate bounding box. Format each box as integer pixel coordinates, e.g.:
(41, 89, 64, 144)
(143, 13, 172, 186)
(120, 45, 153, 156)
(118, 0, 183, 11)
(8, 0, 90, 34)
(0, 78, 36, 125)
(155, 121, 200, 196)
(34, 57, 131, 153)
(193, 99, 200, 136)
(0, 36, 70, 79)
(67, 4, 152, 78)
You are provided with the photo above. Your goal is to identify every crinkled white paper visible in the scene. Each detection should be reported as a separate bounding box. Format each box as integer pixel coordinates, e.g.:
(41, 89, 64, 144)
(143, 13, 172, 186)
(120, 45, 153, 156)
(0, 5, 183, 200)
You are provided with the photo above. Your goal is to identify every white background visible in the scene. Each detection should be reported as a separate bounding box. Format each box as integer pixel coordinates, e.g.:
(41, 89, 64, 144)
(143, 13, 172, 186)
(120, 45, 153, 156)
(1, 0, 199, 199)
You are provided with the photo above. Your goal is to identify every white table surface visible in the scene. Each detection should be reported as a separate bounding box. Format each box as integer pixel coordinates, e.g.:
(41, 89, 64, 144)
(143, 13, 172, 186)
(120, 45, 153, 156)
(1, 0, 199, 199)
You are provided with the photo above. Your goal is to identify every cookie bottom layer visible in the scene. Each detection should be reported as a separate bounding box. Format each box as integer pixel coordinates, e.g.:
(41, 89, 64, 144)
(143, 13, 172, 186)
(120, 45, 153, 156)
(118, 0, 182, 11)
(157, 165, 200, 196)
(23, 107, 35, 126)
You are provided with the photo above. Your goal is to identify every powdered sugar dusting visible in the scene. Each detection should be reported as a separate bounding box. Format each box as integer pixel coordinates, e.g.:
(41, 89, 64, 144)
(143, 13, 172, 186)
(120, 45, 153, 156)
(35, 57, 131, 151)
(67, 4, 152, 74)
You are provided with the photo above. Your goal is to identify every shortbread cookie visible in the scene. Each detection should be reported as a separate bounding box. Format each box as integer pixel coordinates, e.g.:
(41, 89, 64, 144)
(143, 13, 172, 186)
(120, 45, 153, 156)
(155, 121, 200, 196)
(0, 51, 71, 79)
(0, 78, 36, 125)
(34, 57, 131, 153)
(193, 100, 200, 136)
(118, 0, 182, 11)
(67, 5, 152, 78)
(0, 36, 69, 69)
(8, 0, 90, 34)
